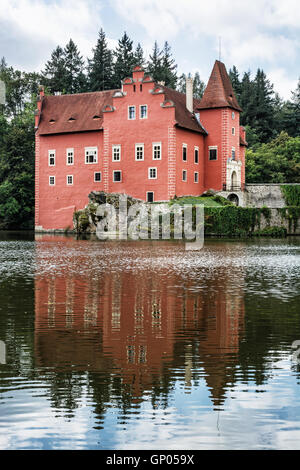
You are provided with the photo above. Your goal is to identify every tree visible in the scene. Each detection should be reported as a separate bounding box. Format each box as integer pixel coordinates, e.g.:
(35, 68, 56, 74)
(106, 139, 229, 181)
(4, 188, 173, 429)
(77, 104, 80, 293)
(63, 39, 86, 93)
(229, 65, 242, 102)
(88, 29, 114, 91)
(134, 43, 146, 68)
(177, 72, 205, 99)
(113, 32, 136, 87)
(147, 41, 164, 81)
(253, 68, 276, 142)
(43, 45, 67, 94)
(160, 41, 177, 88)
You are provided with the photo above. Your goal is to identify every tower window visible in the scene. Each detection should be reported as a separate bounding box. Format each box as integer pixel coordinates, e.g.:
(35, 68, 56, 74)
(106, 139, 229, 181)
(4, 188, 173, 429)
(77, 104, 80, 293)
(194, 147, 199, 164)
(209, 147, 218, 160)
(182, 144, 187, 161)
(194, 172, 198, 183)
(182, 170, 187, 182)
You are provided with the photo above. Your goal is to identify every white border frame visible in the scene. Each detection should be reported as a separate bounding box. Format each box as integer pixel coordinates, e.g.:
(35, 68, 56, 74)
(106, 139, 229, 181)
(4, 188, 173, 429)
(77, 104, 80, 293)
(85, 146, 98, 164)
(112, 145, 121, 162)
(148, 167, 157, 180)
(208, 146, 218, 161)
(49, 176, 55, 186)
(182, 143, 187, 162)
(94, 172, 101, 182)
(135, 143, 144, 161)
(48, 149, 56, 167)
(113, 170, 122, 183)
(139, 104, 148, 119)
(194, 146, 199, 164)
(182, 169, 187, 182)
(67, 175, 73, 186)
(194, 171, 199, 183)
(146, 191, 154, 202)
(128, 105, 136, 120)
(66, 148, 74, 166)
(152, 142, 162, 160)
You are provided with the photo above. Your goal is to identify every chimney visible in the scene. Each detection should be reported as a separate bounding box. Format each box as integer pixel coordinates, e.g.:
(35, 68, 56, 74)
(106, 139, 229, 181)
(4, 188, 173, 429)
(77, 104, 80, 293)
(186, 76, 194, 113)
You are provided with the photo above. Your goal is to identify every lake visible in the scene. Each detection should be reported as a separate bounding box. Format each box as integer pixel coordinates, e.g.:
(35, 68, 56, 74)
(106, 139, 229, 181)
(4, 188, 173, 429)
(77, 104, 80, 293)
(0, 232, 300, 450)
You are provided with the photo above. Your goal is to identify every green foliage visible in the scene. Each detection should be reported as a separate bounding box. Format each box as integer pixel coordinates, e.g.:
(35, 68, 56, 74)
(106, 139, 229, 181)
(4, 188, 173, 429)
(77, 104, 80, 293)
(253, 226, 287, 237)
(177, 72, 205, 99)
(280, 185, 300, 206)
(277, 207, 300, 232)
(88, 29, 115, 91)
(204, 206, 261, 237)
(246, 132, 300, 183)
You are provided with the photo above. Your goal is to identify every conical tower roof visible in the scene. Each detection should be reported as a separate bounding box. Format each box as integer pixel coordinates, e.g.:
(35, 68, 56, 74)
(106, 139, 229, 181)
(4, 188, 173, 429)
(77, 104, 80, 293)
(198, 60, 242, 112)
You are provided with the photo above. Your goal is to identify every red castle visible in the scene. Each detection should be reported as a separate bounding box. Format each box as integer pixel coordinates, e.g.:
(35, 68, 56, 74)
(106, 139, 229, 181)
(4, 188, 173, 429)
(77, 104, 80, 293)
(35, 60, 247, 231)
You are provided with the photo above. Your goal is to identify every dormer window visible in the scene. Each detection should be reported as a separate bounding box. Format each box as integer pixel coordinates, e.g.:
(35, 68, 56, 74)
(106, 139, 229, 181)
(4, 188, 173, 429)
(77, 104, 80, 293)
(49, 119, 55, 124)
(93, 115, 101, 120)
(68, 117, 76, 122)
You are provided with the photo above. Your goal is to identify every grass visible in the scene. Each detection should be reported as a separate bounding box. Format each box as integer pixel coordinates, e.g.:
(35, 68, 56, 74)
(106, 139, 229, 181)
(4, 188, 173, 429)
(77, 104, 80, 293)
(168, 195, 232, 207)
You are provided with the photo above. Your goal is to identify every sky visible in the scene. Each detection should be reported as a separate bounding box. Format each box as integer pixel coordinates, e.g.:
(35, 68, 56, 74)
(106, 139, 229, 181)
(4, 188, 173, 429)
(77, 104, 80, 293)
(0, 0, 299, 100)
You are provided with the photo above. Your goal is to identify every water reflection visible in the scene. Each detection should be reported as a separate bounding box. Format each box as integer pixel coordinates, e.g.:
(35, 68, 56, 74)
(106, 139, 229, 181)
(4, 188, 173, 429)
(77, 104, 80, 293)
(1, 234, 300, 449)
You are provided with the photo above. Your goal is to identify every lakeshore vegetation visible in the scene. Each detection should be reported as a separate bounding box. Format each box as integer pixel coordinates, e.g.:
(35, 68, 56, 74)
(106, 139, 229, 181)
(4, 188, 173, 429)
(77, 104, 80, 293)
(0, 30, 299, 230)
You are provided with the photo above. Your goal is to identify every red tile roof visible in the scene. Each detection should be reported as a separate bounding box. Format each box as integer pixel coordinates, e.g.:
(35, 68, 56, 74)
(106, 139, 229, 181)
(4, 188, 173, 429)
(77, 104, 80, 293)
(198, 60, 242, 112)
(37, 90, 116, 135)
(162, 86, 207, 135)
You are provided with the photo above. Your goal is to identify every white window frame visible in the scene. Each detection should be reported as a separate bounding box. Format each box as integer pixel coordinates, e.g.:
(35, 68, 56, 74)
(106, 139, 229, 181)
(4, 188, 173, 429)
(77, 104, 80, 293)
(152, 142, 162, 160)
(194, 172, 199, 183)
(232, 127, 235, 136)
(232, 147, 236, 160)
(128, 105, 136, 120)
(66, 148, 74, 165)
(209, 146, 218, 161)
(49, 176, 55, 186)
(182, 144, 187, 162)
(232, 112, 235, 120)
(148, 167, 157, 180)
(67, 175, 73, 186)
(94, 172, 101, 182)
(48, 150, 55, 166)
(113, 170, 122, 183)
(140, 104, 148, 119)
(135, 143, 144, 161)
(112, 145, 121, 162)
(85, 147, 98, 164)
(182, 170, 187, 182)
(194, 146, 199, 164)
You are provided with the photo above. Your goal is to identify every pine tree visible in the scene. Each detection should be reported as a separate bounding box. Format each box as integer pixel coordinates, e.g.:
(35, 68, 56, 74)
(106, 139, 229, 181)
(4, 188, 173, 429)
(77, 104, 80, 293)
(64, 39, 86, 94)
(160, 41, 177, 88)
(43, 46, 67, 94)
(147, 41, 164, 82)
(177, 72, 205, 99)
(134, 43, 146, 68)
(229, 65, 242, 102)
(113, 32, 136, 87)
(88, 29, 114, 91)
(253, 68, 276, 142)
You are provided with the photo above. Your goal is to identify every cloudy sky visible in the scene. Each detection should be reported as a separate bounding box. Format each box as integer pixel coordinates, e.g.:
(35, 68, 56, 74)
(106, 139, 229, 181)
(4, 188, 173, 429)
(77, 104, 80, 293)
(0, 0, 299, 100)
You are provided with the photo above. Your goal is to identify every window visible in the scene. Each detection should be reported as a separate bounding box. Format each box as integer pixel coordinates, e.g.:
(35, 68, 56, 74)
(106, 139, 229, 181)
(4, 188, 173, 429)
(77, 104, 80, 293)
(140, 105, 147, 119)
(133, 85, 136, 92)
(85, 147, 97, 164)
(232, 112, 235, 120)
(232, 127, 235, 136)
(66, 148, 74, 165)
(152, 143, 161, 160)
(148, 167, 157, 179)
(182, 144, 187, 161)
(128, 106, 136, 120)
(209, 147, 218, 161)
(232, 148, 236, 160)
(194, 172, 198, 183)
(112, 145, 121, 162)
(48, 150, 55, 166)
(140, 84, 143, 92)
(49, 176, 55, 186)
(135, 143, 144, 161)
(194, 147, 199, 164)
(182, 170, 187, 182)
(147, 192, 154, 203)
(94, 172, 101, 182)
(113, 170, 122, 182)
(67, 175, 73, 185)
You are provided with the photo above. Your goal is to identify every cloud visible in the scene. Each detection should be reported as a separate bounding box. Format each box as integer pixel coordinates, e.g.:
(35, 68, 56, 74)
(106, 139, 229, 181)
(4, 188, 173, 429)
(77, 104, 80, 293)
(0, 0, 104, 70)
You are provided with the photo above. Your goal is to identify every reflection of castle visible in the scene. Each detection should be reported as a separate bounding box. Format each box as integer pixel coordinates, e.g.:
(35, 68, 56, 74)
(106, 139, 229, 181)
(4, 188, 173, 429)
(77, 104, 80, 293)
(35, 236, 245, 408)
